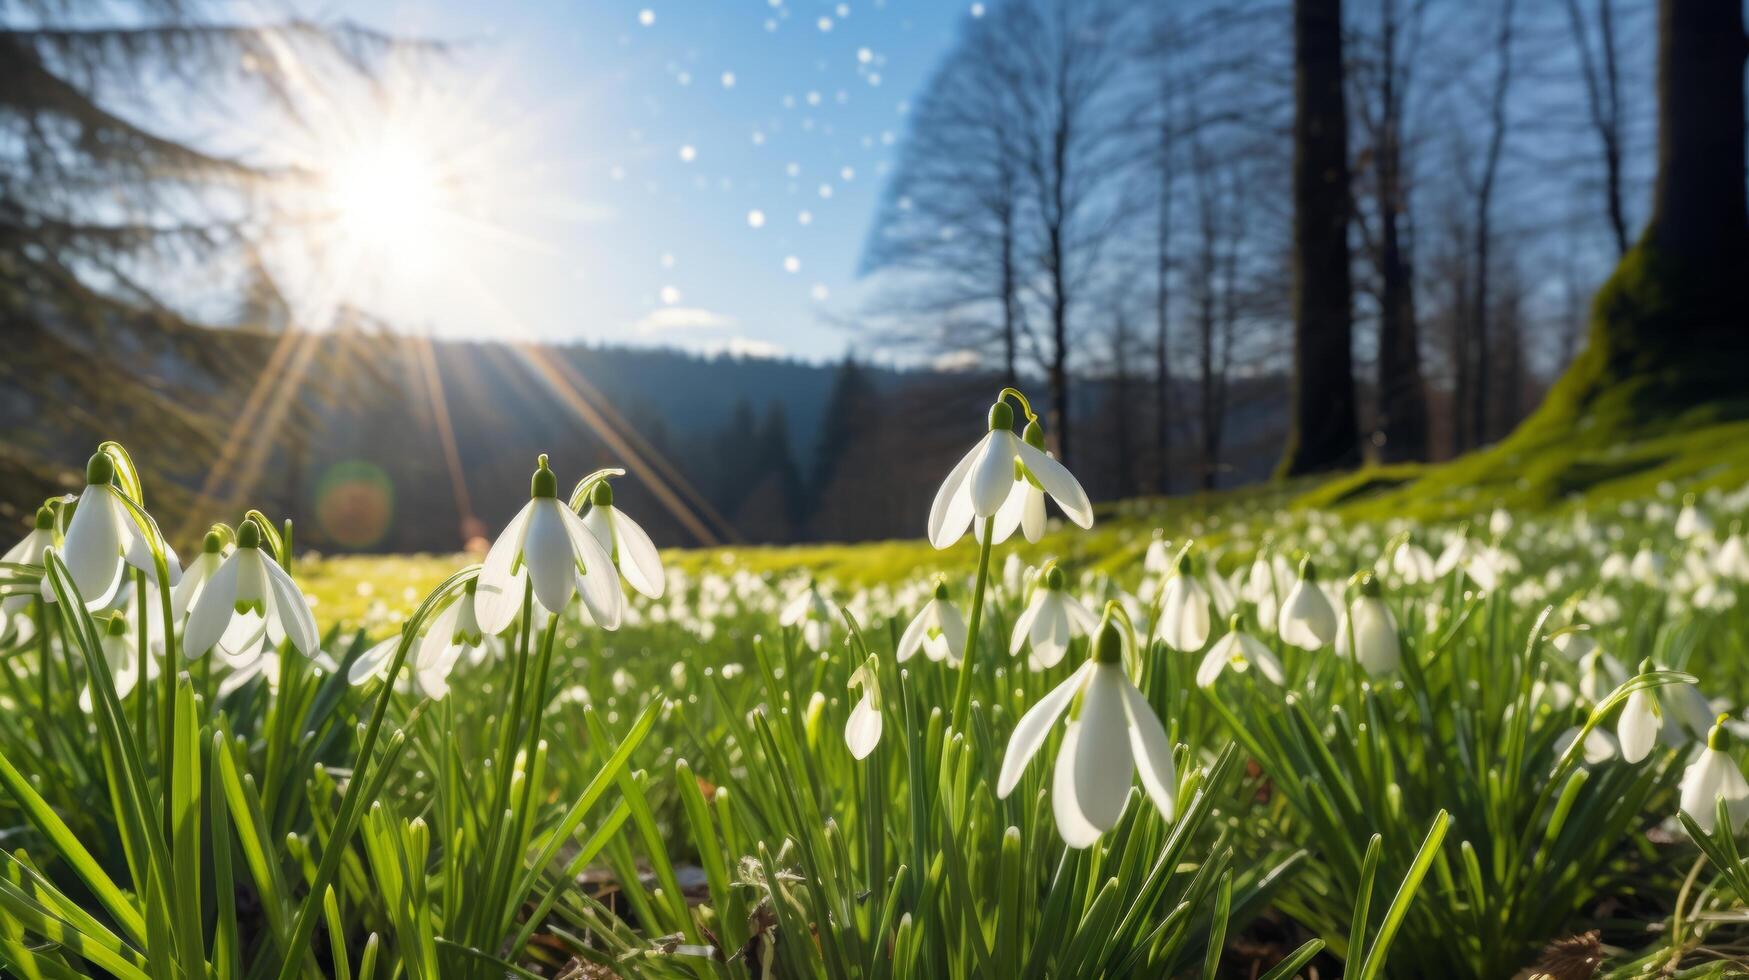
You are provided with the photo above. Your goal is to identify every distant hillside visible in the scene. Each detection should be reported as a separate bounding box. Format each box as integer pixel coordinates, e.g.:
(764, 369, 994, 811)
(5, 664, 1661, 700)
(0, 326, 1293, 551)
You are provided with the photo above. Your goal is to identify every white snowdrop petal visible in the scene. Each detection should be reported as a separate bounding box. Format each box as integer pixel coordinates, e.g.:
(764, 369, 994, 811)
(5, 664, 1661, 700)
(523, 500, 578, 618)
(1618, 690, 1660, 763)
(183, 552, 243, 658)
(997, 662, 1091, 798)
(262, 554, 318, 657)
(611, 509, 667, 599)
(475, 501, 535, 635)
(969, 431, 1019, 519)
(845, 695, 882, 759)
(1121, 678, 1177, 820)
(1015, 441, 1093, 529)
(1052, 723, 1104, 848)
(928, 439, 984, 549)
(1071, 665, 1134, 831)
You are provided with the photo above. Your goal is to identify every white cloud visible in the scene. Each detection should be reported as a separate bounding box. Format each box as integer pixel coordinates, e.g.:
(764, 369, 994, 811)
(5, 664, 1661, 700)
(932, 349, 982, 372)
(633, 306, 737, 334)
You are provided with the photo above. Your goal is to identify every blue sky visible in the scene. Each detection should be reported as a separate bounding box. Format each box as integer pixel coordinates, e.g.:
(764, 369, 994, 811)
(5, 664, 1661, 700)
(277, 0, 978, 361)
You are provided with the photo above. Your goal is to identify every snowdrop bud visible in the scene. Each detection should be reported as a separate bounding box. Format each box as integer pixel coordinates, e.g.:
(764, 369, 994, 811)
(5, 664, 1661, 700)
(988, 399, 1014, 432)
(1680, 715, 1749, 834)
(1093, 615, 1123, 664)
(530, 454, 557, 498)
(86, 451, 116, 487)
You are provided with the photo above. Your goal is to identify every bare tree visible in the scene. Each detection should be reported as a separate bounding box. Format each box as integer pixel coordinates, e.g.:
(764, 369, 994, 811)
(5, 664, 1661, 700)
(1003, 0, 1140, 466)
(1279, 0, 1362, 476)
(1351, 0, 1431, 462)
(861, 16, 1029, 381)
(1463, 0, 1518, 448)
(1563, 0, 1630, 257)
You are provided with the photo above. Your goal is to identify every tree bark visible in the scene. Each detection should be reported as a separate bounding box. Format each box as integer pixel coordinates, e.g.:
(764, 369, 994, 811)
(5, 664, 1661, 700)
(1278, 0, 1360, 477)
(1373, 2, 1429, 463)
(1529, 0, 1749, 426)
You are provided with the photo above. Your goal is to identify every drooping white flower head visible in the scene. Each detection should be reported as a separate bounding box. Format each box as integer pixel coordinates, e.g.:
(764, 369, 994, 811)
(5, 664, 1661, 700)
(412, 582, 486, 699)
(1010, 565, 1100, 670)
(60, 453, 148, 609)
(1675, 493, 1714, 542)
(1680, 717, 1749, 835)
(80, 612, 159, 712)
(1334, 574, 1401, 676)
(1714, 522, 1749, 580)
(780, 579, 836, 652)
(1, 503, 57, 618)
(1573, 643, 1629, 706)
(897, 580, 967, 664)
(1151, 548, 1211, 653)
(844, 655, 883, 760)
(1386, 536, 1437, 585)
(580, 480, 667, 600)
(182, 519, 318, 663)
(1196, 616, 1284, 688)
(1618, 660, 1714, 763)
(475, 455, 625, 635)
(929, 397, 1092, 550)
(1277, 558, 1337, 651)
(997, 608, 1176, 848)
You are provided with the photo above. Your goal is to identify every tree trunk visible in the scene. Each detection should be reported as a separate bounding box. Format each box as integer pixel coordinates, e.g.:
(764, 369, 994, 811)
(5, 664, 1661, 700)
(1373, 10, 1429, 463)
(1000, 203, 1019, 387)
(1529, 0, 1749, 427)
(1278, 0, 1360, 477)
(1154, 134, 1174, 494)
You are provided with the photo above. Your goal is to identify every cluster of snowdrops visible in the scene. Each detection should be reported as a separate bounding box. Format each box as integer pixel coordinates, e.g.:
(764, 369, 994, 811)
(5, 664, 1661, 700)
(4, 388, 1749, 977)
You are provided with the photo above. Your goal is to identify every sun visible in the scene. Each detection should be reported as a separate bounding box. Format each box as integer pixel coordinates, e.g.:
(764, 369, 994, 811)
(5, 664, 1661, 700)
(323, 133, 447, 264)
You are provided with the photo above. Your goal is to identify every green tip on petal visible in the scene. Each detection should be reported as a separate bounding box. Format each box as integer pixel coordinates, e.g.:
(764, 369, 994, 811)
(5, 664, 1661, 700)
(203, 530, 224, 554)
(34, 504, 55, 530)
(237, 520, 261, 550)
(85, 452, 115, 487)
(1093, 616, 1123, 664)
(1022, 418, 1045, 449)
(1044, 565, 1066, 591)
(531, 454, 558, 498)
(987, 400, 1014, 432)
(591, 480, 614, 507)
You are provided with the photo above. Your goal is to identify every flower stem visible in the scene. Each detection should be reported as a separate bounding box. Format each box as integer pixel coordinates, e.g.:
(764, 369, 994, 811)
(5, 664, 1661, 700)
(951, 516, 997, 722)
(34, 597, 54, 763)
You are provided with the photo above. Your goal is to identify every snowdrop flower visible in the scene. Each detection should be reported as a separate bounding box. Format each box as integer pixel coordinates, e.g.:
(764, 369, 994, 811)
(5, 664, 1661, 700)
(897, 580, 966, 663)
(1679, 717, 1749, 834)
(1151, 550, 1211, 652)
(1676, 494, 1714, 541)
(1618, 660, 1712, 763)
(1488, 507, 1513, 538)
(1010, 565, 1099, 669)
(1629, 542, 1665, 584)
(1335, 574, 1400, 676)
(182, 519, 317, 662)
(1142, 533, 1173, 577)
(60, 452, 150, 608)
(844, 655, 883, 759)
(347, 635, 402, 686)
(997, 608, 1175, 848)
(1243, 551, 1294, 626)
(170, 528, 228, 626)
(1196, 616, 1284, 688)
(1, 504, 55, 617)
(1714, 522, 1749, 580)
(412, 582, 485, 699)
(780, 579, 835, 652)
(1575, 644, 1629, 705)
(1386, 536, 1437, 585)
(928, 396, 1092, 549)
(580, 480, 666, 599)
(1277, 559, 1337, 651)
(80, 613, 160, 712)
(1554, 721, 1619, 766)
(475, 455, 624, 635)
